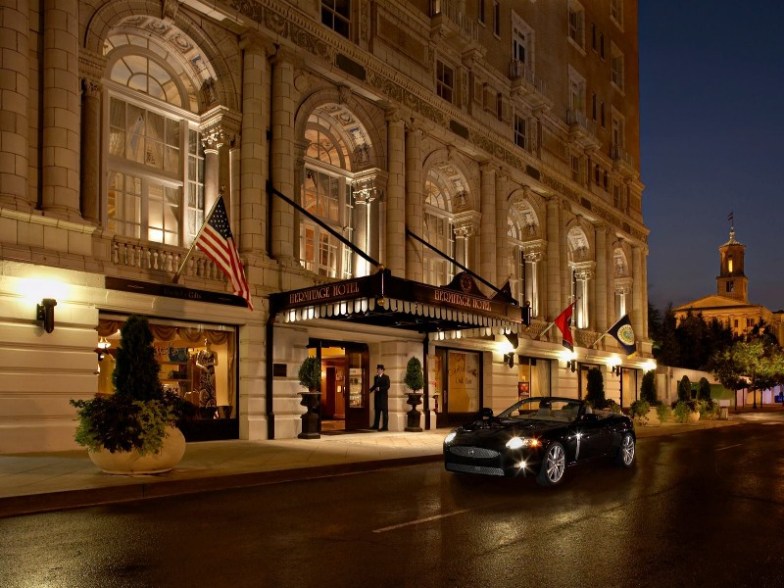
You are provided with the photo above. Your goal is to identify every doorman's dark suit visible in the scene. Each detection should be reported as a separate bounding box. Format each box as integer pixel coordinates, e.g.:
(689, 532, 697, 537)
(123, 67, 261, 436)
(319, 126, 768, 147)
(370, 373, 390, 430)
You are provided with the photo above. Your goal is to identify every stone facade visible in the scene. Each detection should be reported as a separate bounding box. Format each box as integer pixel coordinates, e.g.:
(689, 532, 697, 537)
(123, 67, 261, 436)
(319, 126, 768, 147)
(0, 0, 651, 453)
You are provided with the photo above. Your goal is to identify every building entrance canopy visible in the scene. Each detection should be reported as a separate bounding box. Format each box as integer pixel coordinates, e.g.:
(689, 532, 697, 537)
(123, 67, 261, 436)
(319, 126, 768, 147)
(270, 269, 523, 337)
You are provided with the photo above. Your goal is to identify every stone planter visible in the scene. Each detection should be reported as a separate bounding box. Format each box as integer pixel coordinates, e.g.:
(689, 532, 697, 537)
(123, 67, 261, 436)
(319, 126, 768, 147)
(88, 426, 186, 475)
(687, 410, 701, 424)
(405, 392, 423, 432)
(298, 391, 321, 439)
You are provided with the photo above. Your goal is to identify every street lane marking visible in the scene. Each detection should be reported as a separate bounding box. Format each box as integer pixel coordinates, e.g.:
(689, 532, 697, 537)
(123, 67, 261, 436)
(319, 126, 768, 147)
(372, 509, 470, 533)
(716, 444, 743, 452)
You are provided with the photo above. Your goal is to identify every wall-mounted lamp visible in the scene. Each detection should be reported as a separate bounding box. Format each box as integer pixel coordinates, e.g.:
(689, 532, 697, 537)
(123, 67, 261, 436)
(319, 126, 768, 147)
(94, 337, 111, 361)
(36, 298, 57, 333)
(565, 359, 576, 372)
(504, 352, 515, 368)
(612, 365, 622, 376)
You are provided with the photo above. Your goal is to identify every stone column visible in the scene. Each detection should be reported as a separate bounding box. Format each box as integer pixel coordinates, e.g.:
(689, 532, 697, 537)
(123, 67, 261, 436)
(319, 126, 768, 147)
(494, 171, 509, 288)
(545, 197, 562, 317)
(0, 0, 31, 210)
(202, 130, 222, 214)
(453, 212, 480, 271)
(270, 49, 297, 262)
(240, 36, 271, 255)
(385, 110, 406, 276)
(80, 77, 101, 224)
(352, 170, 381, 276)
(41, 0, 81, 219)
(594, 224, 608, 330)
(523, 243, 545, 317)
(405, 122, 423, 282)
(632, 245, 645, 338)
(479, 162, 496, 286)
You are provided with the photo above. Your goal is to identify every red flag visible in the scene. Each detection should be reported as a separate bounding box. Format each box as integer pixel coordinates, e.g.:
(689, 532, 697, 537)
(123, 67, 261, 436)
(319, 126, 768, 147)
(195, 196, 253, 310)
(553, 303, 574, 350)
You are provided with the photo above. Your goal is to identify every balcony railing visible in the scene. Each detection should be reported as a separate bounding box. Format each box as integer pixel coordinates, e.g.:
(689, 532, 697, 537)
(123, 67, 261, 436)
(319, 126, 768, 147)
(111, 237, 227, 283)
(430, 0, 479, 44)
(611, 145, 635, 169)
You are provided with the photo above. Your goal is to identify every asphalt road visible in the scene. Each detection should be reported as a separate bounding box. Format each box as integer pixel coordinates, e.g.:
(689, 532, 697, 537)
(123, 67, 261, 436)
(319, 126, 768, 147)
(1, 422, 783, 588)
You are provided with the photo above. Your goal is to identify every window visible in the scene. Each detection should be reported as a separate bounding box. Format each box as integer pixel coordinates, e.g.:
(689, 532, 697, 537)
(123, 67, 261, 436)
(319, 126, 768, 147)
(496, 92, 503, 120)
(611, 44, 625, 90)
(478, 0, 486, 24)
(571, 155, 581, 183)
(105, 54, 204, 247)
(727, 282, 735, 293)
(610, 0, 623, 29)
(568, 68, 586, 115)
(514, 116, 527, 150)
(423, 174, 456, 287)
(568, 1, 585, 48)
(493, 1, 500, 36)
(591, 93, 597, 120)
(511, 12, 534, 77)
(612, 112, 625, 149)
(436, 60, 454, 103)
(322, 0, 351, 39)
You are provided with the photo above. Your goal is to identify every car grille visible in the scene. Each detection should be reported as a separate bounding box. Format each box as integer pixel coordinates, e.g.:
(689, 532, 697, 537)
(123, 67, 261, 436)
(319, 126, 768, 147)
(446, 462, 505, 476)
(448, 446, 501, 459)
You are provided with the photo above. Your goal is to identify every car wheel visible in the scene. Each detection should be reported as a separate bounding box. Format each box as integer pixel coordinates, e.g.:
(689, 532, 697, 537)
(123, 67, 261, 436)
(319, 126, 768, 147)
(615, 432, 635, 468)
(537, 442, 566, 487)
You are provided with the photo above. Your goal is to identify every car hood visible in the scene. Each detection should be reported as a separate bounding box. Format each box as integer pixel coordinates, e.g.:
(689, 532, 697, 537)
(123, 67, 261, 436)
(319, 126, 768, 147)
(454, 417, 563, 441)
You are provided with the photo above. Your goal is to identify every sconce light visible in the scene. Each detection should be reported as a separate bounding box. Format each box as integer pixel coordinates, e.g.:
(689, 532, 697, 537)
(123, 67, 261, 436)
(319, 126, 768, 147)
(504, 352, 515, 368)
(36, 298, 57, 333)
(94, 337, 111, 361)
(565, 359, 576, 372)
(612, 365, 622, 377)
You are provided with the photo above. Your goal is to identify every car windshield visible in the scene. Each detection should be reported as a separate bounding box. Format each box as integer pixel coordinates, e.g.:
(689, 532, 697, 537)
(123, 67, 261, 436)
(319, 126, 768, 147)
(497, 397, 582, 423)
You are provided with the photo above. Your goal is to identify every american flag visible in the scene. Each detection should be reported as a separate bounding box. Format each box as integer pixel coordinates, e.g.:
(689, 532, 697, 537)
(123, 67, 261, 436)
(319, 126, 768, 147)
(195, 195, 253, 310)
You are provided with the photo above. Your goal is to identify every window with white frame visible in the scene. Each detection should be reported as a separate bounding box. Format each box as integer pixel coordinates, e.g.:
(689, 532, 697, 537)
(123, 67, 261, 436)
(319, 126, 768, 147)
(611, 111, 625, 150)
(568, 1, 585, 49)
(568, 68, 587, 115)
(514, 115, 527, 150)
(492, 0, 500, 36)
(322, 0, 351, 39)
(105, 53, 204, 247)
(512, 12, 534, 76)
(299, 114, 355, 279)
(610, 0, 623, 29)
(611, 43, 625, 90)
(436, 60, 454, 103)
(423, 177, 455, 287)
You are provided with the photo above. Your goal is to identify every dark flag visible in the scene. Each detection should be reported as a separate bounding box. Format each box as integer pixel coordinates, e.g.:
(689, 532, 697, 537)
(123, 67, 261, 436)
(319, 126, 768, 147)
(195, 195, 253, 310)
(607, 314, 636, 356)
(554, 303, 575, 351)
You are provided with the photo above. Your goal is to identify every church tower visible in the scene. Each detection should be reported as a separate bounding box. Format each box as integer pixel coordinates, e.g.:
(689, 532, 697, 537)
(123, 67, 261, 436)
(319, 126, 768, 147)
(717, 225, 748, 302)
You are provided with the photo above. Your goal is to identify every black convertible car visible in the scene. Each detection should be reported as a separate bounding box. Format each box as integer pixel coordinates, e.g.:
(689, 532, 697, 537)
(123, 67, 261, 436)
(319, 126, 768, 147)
(443, 396, 636, 486)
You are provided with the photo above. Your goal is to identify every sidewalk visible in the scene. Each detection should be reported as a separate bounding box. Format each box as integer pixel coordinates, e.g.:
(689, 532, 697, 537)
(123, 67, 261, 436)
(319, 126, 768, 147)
(0, 413, 767, 519)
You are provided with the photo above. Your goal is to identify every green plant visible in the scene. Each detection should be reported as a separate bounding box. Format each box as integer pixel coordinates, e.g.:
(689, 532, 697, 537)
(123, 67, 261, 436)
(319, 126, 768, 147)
(404, 357, 424, 392)
(630, 399, 650, 420)
(71, 315, 185, 455)
(677, 375, 692, 402)
(698, 377, 712, 402)
(656, 403, 670, 423)
(585, 368, 606, 408)
(673, 400, 690, 423)
(640, 370, 657, 404)
(298, 356, 321, 391)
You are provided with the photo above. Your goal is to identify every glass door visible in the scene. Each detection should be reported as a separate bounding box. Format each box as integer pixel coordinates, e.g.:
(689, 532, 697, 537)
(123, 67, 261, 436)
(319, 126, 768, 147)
(345, 348, 369, 430)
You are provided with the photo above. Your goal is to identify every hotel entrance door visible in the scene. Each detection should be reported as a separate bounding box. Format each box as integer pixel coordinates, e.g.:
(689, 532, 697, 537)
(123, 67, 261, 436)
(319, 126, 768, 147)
(314, 343, 369, 432)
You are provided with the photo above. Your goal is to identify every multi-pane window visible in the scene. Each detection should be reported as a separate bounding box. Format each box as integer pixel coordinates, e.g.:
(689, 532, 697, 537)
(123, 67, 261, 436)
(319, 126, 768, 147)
(436, 60, 454, 103)
(568, 1, 585, 48)
(423, 180, 454, 286)
(611, 44, 625, 90)
(610, 0, 623, 28)
(571, 155, 581, 183)
(492, 1, 500, 36)
(105, 53, 204, 248)
(514, 116, 527, 150)
(478, 0, 486, 24)
(322, 0, 351, 39)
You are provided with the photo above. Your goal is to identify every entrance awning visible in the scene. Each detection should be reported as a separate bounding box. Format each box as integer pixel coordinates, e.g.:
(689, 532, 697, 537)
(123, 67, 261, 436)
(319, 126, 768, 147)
(270, 269, 523, 337)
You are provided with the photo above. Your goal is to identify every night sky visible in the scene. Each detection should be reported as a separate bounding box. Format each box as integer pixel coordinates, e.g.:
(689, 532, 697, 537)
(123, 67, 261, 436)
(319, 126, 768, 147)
(639, 2, 784, 313)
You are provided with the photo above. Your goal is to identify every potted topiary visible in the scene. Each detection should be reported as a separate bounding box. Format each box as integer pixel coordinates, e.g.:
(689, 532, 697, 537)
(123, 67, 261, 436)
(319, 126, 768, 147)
(403, 357, 424, 432)
(297, 356, 321, 439)
(71, 315, 187, 474)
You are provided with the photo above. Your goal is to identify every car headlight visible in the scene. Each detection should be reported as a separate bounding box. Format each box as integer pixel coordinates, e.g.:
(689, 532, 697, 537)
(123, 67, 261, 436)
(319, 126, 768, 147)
(444, 431, 457, 445)
(506, 436, 541, 450)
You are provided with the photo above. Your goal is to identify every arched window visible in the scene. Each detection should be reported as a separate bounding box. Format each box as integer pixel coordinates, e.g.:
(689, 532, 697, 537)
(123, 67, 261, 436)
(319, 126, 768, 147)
(507, 198, 542, 317)
(423, 174, 455, 286)
(104, 37, 205, 247)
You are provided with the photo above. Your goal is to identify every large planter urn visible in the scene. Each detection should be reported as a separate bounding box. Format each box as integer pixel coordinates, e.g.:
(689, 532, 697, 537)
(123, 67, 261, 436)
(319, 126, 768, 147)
(298, 391, 321, 439)
(88, 426, 186, 475)
(405, 392, 423, 432)
(687, 410, 701, 424)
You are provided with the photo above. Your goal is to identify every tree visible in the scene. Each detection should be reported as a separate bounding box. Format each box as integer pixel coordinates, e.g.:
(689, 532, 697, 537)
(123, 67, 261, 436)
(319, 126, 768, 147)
(404, 357, 424, 392)
(640, 370, 657, 405)
(714, 340, 784, 409)
(585, 367, 606, 408)
(698, 377, 712, 402)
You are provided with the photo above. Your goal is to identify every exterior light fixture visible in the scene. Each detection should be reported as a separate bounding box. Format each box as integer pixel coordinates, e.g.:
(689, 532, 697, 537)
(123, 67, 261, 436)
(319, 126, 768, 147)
(504, 352, 515, 368)
(36, 298, 57, 333)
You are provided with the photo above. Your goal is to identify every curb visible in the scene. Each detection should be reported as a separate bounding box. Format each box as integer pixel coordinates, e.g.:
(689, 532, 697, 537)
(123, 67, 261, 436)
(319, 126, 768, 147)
(0, 454, 443, 519)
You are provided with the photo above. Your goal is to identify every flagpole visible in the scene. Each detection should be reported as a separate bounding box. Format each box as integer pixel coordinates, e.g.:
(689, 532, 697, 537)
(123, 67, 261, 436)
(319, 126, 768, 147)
(537, 321, 555, 341)
(591, 332, 608, 348)
(173, 195, 223, 284)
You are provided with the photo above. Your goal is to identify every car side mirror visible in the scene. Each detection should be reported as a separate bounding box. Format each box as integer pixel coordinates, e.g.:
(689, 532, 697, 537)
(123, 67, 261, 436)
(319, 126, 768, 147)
(480, 407, 494, 419)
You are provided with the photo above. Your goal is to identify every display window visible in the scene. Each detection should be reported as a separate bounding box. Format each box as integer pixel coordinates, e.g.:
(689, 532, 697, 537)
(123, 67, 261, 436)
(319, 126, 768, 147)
(431, 347, 482, 427)
(516, 356, 552, 399)
(96, 315, 238, 441)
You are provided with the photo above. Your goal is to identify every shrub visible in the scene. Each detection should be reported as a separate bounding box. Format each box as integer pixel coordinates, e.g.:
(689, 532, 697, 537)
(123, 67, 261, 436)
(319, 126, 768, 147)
(630, 399, 650, 419)
(404, 357, 424, 392)
(656, 403, 671, 423)
(673, 400, 690, 423)
(298, 356, 321, 391)
(698, 377, 712, 402)
(640, 370, 657, 405)
(677, 375, 692, 402)
(585, 368, 606, 408)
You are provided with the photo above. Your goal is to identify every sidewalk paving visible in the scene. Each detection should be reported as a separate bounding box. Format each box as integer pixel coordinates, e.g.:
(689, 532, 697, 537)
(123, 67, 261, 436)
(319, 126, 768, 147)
(1, 412, 776, 519)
